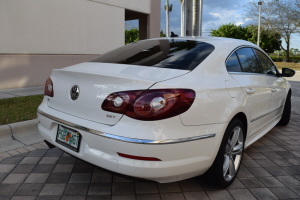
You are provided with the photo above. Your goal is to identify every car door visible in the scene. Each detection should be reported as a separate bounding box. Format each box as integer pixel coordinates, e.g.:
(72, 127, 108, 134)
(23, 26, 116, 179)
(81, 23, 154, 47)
(253, 49, 287, 121)
(226, 47, 272, 138)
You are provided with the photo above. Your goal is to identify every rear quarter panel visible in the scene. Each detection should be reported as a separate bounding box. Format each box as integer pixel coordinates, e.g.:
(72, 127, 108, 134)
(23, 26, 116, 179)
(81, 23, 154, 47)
(150, 45, 247, 126)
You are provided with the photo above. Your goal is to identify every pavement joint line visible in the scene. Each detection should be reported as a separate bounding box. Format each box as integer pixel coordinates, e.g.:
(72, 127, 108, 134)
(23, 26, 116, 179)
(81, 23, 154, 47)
(6, 124, 14, 139)
(0, 119, 41, 153)
(7, 124, 27, 146)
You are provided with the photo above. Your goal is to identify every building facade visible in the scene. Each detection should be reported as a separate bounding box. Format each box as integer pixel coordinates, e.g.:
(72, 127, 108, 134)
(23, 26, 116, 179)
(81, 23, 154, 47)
(0, 0, 161, 89)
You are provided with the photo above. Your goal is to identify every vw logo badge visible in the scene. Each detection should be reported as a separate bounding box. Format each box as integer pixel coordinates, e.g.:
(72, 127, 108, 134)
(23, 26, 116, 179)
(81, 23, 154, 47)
(70, 85, 80, 101)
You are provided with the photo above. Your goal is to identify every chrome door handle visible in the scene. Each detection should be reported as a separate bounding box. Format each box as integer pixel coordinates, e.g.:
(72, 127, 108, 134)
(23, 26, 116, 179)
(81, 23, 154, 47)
(271, 88, 277, 93)
(246, 88, 255, 94)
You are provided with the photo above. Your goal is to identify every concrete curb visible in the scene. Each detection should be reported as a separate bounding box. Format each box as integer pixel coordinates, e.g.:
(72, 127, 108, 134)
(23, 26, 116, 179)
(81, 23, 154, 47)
(0, 86, 44, 100)
(0, 119, 44, 152)
(0, 125, 12, 141)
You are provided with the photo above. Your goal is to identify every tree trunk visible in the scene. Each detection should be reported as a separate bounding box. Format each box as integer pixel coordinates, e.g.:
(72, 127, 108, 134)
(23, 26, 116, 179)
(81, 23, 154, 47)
(286, 35, 290, 62)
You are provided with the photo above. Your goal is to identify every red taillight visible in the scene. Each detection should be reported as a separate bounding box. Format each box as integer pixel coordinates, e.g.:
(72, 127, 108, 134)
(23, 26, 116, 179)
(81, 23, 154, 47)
(44, 77, 54, 97)
(102, 89, 195, 121)
(117, 152, 161, 161)
(101, 91, 142, 114)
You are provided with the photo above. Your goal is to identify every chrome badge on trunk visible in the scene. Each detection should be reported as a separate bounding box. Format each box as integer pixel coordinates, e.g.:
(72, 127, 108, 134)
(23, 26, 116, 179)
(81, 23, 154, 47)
(70, 85, 80, 100)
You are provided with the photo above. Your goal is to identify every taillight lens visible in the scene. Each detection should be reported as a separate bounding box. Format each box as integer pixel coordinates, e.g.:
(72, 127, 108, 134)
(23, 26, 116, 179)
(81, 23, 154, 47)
(44, 77, 54, 97)
(101, 91, 143, 114)
(102, 89, 195, 121)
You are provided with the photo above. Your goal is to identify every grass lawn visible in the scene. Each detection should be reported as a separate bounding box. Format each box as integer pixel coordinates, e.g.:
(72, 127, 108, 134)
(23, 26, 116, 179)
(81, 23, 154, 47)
(274, 62, 300, 71)
(0, 95, 43, 125)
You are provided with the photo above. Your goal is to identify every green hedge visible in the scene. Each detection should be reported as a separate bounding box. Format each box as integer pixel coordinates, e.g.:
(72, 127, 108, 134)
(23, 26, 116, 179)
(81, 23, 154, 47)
(270, 56, 300, 63)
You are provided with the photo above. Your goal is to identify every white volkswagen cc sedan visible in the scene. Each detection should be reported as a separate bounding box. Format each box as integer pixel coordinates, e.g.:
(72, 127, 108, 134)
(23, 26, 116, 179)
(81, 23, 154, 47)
(37, 37, 295, 188)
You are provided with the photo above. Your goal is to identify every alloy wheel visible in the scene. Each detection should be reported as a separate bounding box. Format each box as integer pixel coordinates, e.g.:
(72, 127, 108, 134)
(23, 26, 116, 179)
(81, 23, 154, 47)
(223, 126, 244, 182)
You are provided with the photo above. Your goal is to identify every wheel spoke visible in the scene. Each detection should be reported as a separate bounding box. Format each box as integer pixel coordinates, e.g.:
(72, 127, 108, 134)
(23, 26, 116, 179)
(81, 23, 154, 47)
(223, 155, 230, 177)
(228, 156, 236, 177)
(225, 143, 231, 154)
(232, 143, 243, 155)
(227, 139, 232, 149)
(230, 127, 240, 148)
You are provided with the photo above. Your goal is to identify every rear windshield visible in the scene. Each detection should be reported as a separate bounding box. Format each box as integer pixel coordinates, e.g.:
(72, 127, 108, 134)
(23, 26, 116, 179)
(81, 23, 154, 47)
(90, 39, 215, 70)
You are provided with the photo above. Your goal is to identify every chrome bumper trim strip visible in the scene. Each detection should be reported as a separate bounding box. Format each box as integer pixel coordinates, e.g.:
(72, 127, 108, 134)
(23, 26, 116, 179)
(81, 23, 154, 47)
(37, 109, 216, 145)
(103, 133, 216, 144)
(251, 105, 283, 123)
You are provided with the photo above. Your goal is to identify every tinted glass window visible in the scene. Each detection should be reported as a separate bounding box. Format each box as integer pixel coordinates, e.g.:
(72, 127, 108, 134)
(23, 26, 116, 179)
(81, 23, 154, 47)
(226, 52, 242, 72)
(236, 48, 263, 73)
(90, 39, 215, 70)
(254, 49, 278, 75)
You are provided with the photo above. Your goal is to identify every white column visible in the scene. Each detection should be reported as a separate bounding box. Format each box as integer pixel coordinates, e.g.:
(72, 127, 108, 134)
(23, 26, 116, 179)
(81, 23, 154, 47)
(192, 0, 203, 37)
(186, 0, 193, 36)
(181, 0, 186, 37)
(165, 0, 170, 37)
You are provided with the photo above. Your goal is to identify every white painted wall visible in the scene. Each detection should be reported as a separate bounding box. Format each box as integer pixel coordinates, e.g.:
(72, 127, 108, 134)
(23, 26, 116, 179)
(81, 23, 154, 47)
(0, 0, 160, 89)
(0, 0, 124, 54)
(0, 54, 99, 89)
(90, 0, 151, 14)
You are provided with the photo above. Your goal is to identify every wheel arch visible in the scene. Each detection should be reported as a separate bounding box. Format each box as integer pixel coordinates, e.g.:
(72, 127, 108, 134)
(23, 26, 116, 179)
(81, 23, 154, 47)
(232, 112, 248, 138)
(202, 111, 247, 188)
(288, 89, 292, 96)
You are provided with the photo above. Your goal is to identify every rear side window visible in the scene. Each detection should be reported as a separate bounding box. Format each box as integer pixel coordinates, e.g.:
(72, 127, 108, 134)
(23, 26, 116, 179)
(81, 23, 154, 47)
(226, 52, 242, 72)
(253, 49, 278, 75)
(236, 48, 262, 73)
(90, 39, 215, 70)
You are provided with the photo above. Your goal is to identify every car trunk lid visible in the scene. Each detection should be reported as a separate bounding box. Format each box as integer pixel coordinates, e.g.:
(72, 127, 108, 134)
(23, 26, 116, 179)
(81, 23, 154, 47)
(48, 62, 189, 125)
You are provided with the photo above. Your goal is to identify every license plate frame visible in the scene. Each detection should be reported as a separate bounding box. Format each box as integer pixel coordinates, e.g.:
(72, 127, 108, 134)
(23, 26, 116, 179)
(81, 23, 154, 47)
(56, 125, 81, 152)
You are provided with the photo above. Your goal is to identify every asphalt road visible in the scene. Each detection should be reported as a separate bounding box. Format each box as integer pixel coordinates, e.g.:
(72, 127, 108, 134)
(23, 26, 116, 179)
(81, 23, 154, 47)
(288, 81, 300, 113)
(290, 81, 300, 97)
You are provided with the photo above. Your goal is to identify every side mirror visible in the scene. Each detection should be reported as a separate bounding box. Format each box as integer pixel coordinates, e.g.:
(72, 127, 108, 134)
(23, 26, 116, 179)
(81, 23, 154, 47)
(282, 68, 295, 77)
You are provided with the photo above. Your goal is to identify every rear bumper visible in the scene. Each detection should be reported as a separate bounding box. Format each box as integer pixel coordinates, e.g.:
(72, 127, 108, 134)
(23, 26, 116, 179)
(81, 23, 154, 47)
(37, 100, 227, 183)
(38, 109, 216, 145)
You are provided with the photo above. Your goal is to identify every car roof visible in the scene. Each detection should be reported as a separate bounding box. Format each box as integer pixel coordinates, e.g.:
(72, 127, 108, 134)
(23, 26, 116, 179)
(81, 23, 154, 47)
(149, 36, 257, 49)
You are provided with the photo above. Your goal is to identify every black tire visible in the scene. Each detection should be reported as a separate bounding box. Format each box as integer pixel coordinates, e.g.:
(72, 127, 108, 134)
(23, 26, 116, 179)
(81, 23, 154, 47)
(202, 118, 245, 188)
(277, 92, 291, 126)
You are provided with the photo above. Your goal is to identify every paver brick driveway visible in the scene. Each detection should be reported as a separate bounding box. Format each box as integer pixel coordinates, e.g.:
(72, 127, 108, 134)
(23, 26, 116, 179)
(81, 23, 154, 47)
(0, 111, 300, 200)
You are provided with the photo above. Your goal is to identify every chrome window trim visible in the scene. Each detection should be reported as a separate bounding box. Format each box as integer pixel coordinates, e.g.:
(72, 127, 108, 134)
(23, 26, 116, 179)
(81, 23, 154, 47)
(252, 48, 280, 76)
(225, 45, 254, 70)
(250, 105, 283, 123)
(225, 45, 280, 77)
(37, 109, 216, 145)
(228, 72, 280, 77)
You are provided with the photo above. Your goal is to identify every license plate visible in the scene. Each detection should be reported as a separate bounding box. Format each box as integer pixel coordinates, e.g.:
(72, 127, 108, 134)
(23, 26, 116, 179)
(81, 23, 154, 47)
(56, 125, 81, 152)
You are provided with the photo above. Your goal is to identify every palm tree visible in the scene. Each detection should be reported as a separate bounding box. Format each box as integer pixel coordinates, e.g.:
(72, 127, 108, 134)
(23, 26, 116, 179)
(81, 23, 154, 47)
(164, 0, 173, 37)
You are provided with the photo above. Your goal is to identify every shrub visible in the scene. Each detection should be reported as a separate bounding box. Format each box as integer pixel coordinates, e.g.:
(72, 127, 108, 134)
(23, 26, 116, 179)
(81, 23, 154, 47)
(270, 56, 283, 62)
(290, 56, 300, 63)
